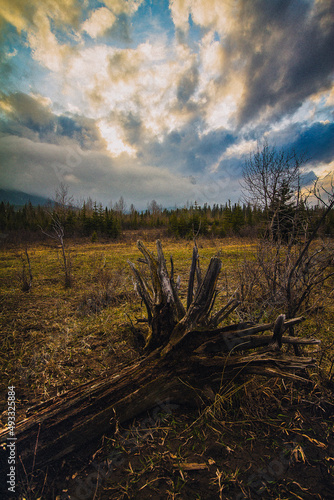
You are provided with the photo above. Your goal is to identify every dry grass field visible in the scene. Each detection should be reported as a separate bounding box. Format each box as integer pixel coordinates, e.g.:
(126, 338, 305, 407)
(1, 233, 333, 499)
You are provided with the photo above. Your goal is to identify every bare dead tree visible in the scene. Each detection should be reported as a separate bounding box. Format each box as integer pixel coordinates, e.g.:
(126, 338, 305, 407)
(40, 184, 74, 288)
(21, 247, 33, 292)
(242, 140, 306, 242)
(54, 182, 74, 222)
(114, 196, 127, 215)
(242, 141, 302, 208)
(147, 199, 162, 215)
(41, 212, 72, 288)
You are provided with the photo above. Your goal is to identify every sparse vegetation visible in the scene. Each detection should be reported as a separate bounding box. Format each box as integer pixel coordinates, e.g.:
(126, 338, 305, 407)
(0, 233, 333, 499)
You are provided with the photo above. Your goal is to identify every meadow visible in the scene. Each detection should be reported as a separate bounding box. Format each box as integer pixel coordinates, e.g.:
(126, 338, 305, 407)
(0, 233, 333, 499)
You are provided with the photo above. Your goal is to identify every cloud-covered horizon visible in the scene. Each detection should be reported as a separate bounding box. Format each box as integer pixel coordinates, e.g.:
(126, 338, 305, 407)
(0, 0, 333, 209)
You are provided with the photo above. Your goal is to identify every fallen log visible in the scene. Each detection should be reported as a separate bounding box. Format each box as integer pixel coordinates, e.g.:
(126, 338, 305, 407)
(0, 240, 320, 473)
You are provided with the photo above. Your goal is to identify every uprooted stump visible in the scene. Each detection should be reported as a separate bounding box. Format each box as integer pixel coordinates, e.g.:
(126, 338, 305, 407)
(0, 240, 321, 473)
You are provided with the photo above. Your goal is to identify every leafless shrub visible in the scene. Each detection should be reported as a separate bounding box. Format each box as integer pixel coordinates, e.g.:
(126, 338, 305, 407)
(237, 175, 334, 326)
(237, 237, 334, 323)
(79, 266, 135, 315)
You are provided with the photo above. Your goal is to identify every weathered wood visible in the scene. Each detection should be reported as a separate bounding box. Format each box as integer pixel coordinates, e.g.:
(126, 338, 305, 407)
(187, 244, 199, 309)
(191, 317, 307, 354)
(209, 297, 240, 328)
(0, 240, 320, 473)
(4, 354, 183, 469)
(0, 336, 316, 471)
(160, 255, 222, 356)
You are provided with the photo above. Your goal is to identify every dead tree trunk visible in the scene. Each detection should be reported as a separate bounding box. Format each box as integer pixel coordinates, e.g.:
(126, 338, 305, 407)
(0, 240, 320, 472)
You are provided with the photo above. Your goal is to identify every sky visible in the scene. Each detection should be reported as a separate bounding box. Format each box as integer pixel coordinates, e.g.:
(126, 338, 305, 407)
(0, 0, 333, 210)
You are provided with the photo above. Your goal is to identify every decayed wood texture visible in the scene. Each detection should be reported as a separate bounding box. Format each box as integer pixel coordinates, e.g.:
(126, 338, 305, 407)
(0, 240, 320, 472)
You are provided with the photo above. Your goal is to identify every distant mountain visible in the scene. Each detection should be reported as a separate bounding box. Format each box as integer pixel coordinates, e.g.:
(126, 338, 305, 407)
(0, 188, 52, 207)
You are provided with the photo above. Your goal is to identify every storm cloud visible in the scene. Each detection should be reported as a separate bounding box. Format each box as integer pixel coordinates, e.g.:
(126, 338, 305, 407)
(290, 122, 334, 164)
(0, 0, 333, 208)
(233, 0, 334, 125)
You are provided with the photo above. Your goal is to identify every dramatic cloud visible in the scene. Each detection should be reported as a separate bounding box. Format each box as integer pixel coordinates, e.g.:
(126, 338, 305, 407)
(0, 91, 105, 150)
(290, 121, 334, 164)
(0, 92, 52, 128)
(82, 8, 116, 39)
(0, 0, 333, 208)
(0, 0, 81, 33)
(234, 0, 334, 125)
(172, 0, 334, 125)
(0, 133, 200, 207)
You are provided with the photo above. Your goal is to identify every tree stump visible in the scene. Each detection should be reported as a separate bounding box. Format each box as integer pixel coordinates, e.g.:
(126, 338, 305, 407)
(0, 240, 320, 473)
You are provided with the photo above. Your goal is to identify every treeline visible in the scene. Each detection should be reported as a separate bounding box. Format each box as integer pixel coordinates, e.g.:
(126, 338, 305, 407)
(0, 198, 333, 241)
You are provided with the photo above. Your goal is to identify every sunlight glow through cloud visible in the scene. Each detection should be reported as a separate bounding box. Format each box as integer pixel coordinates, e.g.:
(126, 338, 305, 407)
(98, 120, 137, 157)
(0, 0, 333, 208)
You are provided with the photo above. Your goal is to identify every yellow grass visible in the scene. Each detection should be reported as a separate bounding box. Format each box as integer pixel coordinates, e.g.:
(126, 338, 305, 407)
(1, 235, 333, 425)
(0, 237, 255, 421)
(1, 235, 334, 500)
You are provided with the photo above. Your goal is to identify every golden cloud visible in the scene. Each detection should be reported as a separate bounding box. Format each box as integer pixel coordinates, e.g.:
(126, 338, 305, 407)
(102, 0, 144, 16)
(0, 0, 81, 74)
(0, 91, 53, 125)
(27, 12, 75, 72)
(0, 0, 81, 33)
(68, 41, 192, 138)
(170, 0, 236, 34)
(98, 119, 137, 157)
(82, 8, 116, 39)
